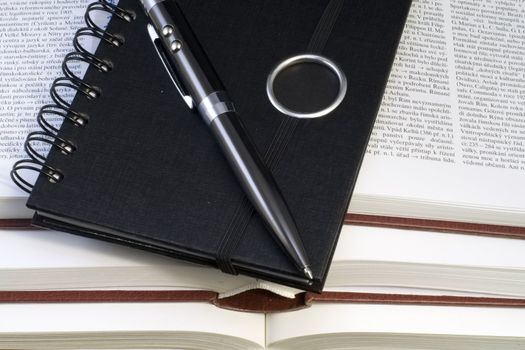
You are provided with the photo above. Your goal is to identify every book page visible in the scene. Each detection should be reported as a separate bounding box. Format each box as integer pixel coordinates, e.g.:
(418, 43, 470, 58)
(0, 302, 265, 349)
(0, 1, 118, 199)
(3, 226, 525, 296)
(325, 225, 525, 296)
(266, 303, 525, 347)
(332, 225, 525, 268)
(352, 0, 525, 213)
(0, 229, 256, 292)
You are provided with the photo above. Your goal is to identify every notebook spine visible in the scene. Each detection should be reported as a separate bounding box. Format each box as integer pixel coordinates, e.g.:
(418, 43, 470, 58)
(10, 1, 135, 193)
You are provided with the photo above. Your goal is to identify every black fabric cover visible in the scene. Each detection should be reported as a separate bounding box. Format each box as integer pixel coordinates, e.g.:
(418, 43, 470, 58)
(28, 0, 411, 291)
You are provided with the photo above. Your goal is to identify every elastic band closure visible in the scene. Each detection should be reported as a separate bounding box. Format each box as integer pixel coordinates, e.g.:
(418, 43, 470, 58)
(216, 0, 345, 275)
(307, 0, 345, 53)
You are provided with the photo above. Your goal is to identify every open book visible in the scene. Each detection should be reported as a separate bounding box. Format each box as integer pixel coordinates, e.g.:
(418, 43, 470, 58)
(3, 225, 525, 303)
(348, 0, 525, 231)
(1, 301, 525, 349)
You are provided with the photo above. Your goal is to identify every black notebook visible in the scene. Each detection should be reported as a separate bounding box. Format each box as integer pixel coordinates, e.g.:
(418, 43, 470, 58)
(15, 0, 411, 291)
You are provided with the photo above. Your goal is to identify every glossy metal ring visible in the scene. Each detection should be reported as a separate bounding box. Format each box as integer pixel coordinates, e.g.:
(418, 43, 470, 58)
(266, 54, 347, 119)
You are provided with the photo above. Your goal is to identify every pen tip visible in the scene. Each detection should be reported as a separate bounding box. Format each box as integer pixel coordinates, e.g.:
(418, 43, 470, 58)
(303, 266, 314, 281)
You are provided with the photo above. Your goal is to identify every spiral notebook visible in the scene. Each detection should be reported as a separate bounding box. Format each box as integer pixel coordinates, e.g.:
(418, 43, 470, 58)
(12, 0, 411, 291)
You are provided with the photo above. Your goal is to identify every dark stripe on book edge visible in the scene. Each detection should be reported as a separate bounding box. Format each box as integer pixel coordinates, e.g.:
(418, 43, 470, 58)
(306, 292, 525, 308)
(1, 290, 525, 313)
(0, 219, 33, 229)
(0, 290, 216, 304)
(0, 290, 305, 313)
(345, 213, 525, 239)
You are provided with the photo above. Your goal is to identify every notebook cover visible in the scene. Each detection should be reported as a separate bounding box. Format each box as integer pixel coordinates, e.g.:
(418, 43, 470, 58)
(26, 0, 411, 291)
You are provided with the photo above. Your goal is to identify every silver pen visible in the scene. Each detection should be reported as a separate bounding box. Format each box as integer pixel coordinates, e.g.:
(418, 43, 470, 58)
(140, 0, 313, 281)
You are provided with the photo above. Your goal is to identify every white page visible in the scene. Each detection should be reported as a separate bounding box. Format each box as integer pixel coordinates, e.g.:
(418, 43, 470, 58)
(332, 225, 525, 268)
(351, 0, 525, 212)
(3, 226, 525, 292)
(326, 225, 525, 296)
(0, 229, 255, 291)
(267, 303, 525, 345)
(0, 302, 265, 347)
(12, 225, 525, 270)
(0, 229, 177, 269)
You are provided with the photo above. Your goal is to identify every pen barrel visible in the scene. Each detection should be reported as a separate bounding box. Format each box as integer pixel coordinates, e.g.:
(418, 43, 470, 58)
(146, 0, 224, 103)
(209, 112, 310, 270)
(143, 0, 312, 276)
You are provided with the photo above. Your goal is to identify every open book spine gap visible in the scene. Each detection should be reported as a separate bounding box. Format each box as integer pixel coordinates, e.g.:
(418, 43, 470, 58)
(9, 1, 135, 194)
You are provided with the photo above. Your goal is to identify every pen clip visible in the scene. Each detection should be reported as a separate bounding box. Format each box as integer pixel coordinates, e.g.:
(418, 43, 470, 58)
(147, 24, 194, 109)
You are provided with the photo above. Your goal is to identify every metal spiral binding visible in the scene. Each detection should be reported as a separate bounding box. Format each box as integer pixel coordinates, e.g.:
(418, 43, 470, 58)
(11, 1, 135, 193)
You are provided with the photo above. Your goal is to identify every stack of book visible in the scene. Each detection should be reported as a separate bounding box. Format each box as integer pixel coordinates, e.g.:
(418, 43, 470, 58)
(1, 0, 524, 348)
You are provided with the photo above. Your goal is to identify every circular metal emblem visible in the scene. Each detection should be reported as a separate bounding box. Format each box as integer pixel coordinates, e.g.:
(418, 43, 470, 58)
(266, 54, 347, 119)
